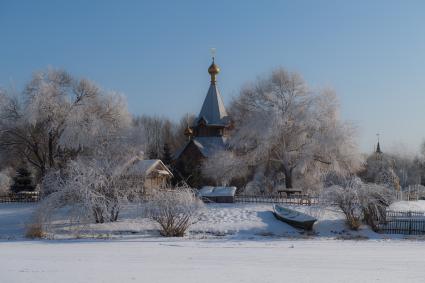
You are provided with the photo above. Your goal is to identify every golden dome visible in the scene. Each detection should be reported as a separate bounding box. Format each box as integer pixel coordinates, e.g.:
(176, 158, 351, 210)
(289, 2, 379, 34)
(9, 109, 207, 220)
(208, 62, 220, 75)
(184, 126, 193, 137)
(208, 57, 220, 83)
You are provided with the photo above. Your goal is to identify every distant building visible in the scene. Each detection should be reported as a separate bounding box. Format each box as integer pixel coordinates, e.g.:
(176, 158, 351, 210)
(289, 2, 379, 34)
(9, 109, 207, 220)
(123, 158, 173, 194)
(174, 57, 232, 187)
(363, 140, 400, 191)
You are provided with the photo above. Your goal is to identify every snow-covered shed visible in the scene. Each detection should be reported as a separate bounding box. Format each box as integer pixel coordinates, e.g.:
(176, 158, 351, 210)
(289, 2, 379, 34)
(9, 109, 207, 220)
(198, 186, 237, 203)
(123, 158, 173, 194)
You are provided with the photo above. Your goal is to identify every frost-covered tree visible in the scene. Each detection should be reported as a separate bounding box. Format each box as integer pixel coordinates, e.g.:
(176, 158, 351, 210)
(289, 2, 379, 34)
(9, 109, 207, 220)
(0, 170, 11, 195)
(229, 68, 360, 189)
(0, 69, 131, 179)
(202, 150, 249, 186)
(40, 134, 144, 224)
(132, 113, 195, 161)
(362, 152, 400, 190)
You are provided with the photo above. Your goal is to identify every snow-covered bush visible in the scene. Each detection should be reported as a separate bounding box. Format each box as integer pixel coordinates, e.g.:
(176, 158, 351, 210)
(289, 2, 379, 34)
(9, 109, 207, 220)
(25, 217, 45, 239)
(40, 150, 144, 224)
(322, 179, 364, 230)
(0, 170, 11, 195)
(143, 187, 204, 237)
(360, 183, 395, 230)
(321, 178, 395, 230)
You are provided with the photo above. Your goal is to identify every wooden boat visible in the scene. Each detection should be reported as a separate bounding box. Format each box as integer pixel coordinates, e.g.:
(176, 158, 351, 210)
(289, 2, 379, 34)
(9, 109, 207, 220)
(273, 204, 317, 230)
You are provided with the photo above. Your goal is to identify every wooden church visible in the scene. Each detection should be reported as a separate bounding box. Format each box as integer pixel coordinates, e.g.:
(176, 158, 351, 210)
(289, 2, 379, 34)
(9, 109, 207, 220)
(174, 57, 232, 187)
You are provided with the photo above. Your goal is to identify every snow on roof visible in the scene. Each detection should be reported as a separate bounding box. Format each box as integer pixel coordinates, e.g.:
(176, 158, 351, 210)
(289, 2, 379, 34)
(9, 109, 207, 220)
(125, 159, 172, 177)
(174, 136, 228, 160)
(198, 186, 237, 197)
(192, 136, 227, 158)
(196, 83, 229, 126)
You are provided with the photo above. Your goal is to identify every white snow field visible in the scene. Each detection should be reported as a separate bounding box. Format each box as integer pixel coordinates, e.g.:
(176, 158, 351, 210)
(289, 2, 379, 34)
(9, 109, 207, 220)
(2, 239, 425, 283)
(1, 202, 425, 282)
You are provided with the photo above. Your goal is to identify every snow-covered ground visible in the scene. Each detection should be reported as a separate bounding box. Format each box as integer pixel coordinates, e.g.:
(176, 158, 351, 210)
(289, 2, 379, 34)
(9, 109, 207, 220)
(0, 203, 388, 240)
(389, 200, 425, 212)
(1, 202, 425, 282)
(1, 239, 425, 283)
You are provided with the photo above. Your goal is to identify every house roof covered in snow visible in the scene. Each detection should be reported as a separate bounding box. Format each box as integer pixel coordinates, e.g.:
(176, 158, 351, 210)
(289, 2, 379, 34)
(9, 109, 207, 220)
(198, 186, 237, 197)
(192, 136, 227, 157)
(123, 158, 173, 177)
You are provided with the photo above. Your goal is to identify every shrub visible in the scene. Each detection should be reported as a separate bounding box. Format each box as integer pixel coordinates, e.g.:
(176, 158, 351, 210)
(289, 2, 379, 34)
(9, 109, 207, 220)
(322, 184, 363, 230)
(25, 224, 45, 239)
(40, 156, 144, 225)
(360, 183, 395, 231)
(144, 187, 203, 237)
(321, 177, 395, 230)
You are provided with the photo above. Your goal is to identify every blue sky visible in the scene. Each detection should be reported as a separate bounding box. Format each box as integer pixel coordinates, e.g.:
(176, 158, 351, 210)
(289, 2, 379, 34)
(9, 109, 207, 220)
(1, 0, 424, 153)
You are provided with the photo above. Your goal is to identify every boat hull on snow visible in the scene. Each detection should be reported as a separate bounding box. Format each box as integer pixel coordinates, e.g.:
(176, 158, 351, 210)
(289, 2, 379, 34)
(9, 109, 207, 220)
(273, 204, 317, 230)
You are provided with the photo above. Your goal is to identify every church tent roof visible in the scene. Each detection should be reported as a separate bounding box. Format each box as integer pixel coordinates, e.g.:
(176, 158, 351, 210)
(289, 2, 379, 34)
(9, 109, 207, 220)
(196, 83, 229, 126)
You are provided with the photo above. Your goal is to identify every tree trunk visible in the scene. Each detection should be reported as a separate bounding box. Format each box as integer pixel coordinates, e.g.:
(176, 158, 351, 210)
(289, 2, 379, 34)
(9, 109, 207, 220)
(282, 166, 294, 189)
(285, 172, 293, 189)
(110, 205, 120, 222)
(48, 132, 55, 168)
(93, 207, 104, 223)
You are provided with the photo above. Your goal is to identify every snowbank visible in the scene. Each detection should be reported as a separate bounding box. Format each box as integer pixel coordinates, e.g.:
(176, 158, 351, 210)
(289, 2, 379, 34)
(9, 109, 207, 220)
(389, 200, 425, 212)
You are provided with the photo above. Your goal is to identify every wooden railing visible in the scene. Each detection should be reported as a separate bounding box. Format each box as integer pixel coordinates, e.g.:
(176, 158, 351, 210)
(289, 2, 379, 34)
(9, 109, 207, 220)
(0, 192, 40, 203)
(234, 194, 318, 206)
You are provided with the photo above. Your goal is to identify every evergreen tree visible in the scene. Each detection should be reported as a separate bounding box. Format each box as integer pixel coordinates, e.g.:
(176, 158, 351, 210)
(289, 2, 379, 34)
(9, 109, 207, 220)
(147, 145, 159, 159)
(11, 168, 35, 193)
(162, 143, 173, 166)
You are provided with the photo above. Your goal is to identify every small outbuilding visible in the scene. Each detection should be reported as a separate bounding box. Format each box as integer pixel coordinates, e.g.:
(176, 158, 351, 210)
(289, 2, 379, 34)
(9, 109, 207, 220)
(198, 186, 237, 203)
(123, 158, 173, 194)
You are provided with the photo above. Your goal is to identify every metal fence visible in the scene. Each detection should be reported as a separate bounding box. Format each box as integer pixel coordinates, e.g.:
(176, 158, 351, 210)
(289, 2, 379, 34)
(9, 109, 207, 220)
(234, 195, 318, 206)
(0, 192, 40, 203)
(378, 211, 425, 235)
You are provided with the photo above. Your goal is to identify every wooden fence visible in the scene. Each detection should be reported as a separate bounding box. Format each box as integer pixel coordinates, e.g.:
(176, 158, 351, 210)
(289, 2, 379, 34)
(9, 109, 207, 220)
(396, 185, 425, 201)
(378, 211, 425, 235)
(0, 192, 40, 203)
(234, 195, 318, 206)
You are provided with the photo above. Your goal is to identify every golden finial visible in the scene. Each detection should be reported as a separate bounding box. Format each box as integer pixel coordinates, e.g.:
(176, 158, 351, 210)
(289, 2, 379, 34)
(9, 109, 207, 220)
(184, 114, 193, 139)
(184, 126, 193, 139)
(208, 48, 220, 84)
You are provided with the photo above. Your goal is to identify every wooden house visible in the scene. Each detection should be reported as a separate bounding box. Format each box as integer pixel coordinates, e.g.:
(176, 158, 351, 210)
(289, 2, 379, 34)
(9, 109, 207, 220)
(123, 158, 173, 194)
